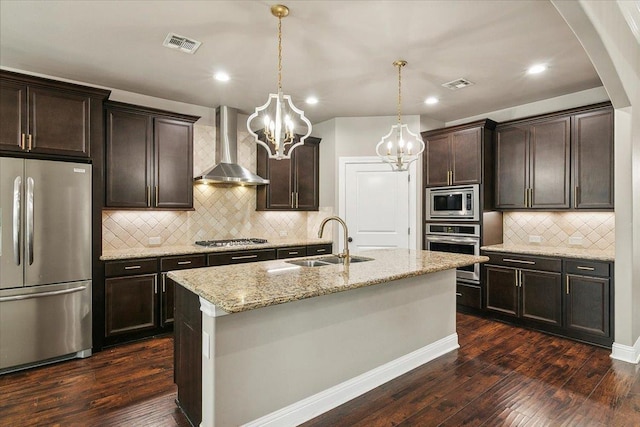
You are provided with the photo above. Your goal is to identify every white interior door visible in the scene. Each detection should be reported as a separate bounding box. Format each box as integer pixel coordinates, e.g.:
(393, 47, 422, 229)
(339, 158, 416, 252)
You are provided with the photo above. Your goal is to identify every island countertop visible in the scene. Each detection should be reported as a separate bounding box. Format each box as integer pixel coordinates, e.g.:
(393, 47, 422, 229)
(167, 248, 488, 314)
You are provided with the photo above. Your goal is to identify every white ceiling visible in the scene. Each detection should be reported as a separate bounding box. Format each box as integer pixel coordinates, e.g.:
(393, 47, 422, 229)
(0, 0, 603, 124)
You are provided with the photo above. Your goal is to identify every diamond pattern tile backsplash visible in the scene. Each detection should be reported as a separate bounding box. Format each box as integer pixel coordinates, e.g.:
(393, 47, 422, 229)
(103, 124, 331, 251)
(503, 212, 615, 250)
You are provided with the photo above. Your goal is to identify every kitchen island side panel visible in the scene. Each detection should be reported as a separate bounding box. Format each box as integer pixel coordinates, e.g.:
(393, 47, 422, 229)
(201, 269, 457, 426)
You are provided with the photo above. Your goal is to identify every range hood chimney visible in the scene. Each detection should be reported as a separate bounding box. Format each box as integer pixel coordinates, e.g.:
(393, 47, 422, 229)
(194, 106, 269, 186)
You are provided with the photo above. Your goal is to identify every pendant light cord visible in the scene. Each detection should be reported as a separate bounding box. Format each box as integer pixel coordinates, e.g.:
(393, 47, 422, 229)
(397, 62, 402, 125)
(277, 15, 283, 92)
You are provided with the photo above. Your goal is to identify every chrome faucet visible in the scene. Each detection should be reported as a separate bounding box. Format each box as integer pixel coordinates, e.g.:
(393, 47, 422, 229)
(318, 216, 350, 265)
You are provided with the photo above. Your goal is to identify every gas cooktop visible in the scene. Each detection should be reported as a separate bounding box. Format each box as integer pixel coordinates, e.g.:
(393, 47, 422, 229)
(194, 238, 268, 248)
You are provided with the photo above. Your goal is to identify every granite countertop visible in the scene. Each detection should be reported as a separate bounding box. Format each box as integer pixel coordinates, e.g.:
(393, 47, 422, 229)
(168, 248, 489, 314)
(100, 238, 333, 261)
(481, 244, 614, 262)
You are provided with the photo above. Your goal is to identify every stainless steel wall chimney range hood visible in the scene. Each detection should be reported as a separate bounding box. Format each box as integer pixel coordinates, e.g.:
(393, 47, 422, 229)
(194, 106, 269, 186)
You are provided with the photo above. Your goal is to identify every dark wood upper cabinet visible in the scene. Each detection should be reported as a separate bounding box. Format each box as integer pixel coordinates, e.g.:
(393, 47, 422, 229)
(495, 103, 612, 211)
(0, 70, 109, 158)
(104, 101, 199, 209)
(422, 119, 496, 187)
(572, 107, 614, 209)
(256, 136, 321, 211)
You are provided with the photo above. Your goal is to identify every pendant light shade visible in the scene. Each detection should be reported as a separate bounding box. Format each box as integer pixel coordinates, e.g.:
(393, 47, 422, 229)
(247, 4, 312, 160)
(376, 60, 424, 171)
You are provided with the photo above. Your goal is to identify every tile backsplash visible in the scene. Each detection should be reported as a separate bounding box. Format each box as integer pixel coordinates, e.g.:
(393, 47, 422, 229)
(103, 124, 332, 251)
(503, 211, 615, 250)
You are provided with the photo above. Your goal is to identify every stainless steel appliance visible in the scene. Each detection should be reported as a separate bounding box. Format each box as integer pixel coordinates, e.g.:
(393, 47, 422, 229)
(195, 238, 268, 247)
(0, 157, 92, 373)
(426, 184, 479, 221)
(425, 223, 480, 283)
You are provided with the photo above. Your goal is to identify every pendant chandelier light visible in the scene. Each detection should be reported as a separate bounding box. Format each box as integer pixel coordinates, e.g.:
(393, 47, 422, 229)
(247, 4, 312, 160)
(375, 60, 424, 171)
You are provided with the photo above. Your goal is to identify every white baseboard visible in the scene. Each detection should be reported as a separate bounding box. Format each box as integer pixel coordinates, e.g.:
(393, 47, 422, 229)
(611, 336, 640, 364)
(242, 333, 459, 427)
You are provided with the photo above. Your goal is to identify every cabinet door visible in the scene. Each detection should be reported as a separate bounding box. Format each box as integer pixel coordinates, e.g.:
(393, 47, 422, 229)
(105, 273, 158, 337)
(485, 265, 518, 317)
(161, 273, 175, 327)
(293, 141, 319, 210)
(154, 117, 194, 209)
(256, 148, 295, 210)
(495, 126, 528, 209)
(28, 86, 91, 157)
(529, 118, 570, 209)
(0, 80, 27, 152)
(572, 109, 614, 209)
(424, 134, 451, 187)
(451, 128, 481, 185)
(565, 274, 610, 337)
(520, 269, 562, 326)
(105, 108, 153, 208)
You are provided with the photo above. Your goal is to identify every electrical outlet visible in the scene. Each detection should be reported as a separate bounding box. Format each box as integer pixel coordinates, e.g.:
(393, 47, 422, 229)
(529, 235, 542, 243)
(568, 236, 583, 246)
(148, 236, 161, 246)
(279, 230, 288, 237)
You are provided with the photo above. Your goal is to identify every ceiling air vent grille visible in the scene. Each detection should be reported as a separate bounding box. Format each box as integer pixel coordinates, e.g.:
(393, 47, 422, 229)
(163, 33, 202, 54)
(441, 78, 474, 90)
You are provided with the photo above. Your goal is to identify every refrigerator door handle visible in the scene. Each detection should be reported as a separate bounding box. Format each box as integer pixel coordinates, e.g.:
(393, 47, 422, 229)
(26, 177, 34, 266)
(13, 177, 22, 266)
(0, 285, 87, 302)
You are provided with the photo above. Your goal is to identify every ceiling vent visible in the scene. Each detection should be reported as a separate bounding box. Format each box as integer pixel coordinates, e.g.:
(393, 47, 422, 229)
(441, 78, 474, 90)
(163, 33, 202, 54)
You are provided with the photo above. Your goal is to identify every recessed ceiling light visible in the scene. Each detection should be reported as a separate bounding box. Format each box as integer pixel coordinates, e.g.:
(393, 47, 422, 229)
(425, 97, 439, 105)
(214, 72, 230, 82)
(527, 64, 547, 75)
(306, 96, 318, 105)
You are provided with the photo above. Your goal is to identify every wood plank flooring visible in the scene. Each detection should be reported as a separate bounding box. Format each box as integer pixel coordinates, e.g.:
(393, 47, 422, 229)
(1, 313, 638, 426)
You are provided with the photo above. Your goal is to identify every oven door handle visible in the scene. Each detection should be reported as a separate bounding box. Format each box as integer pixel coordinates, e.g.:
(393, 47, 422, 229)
(426, 236, 478, 244)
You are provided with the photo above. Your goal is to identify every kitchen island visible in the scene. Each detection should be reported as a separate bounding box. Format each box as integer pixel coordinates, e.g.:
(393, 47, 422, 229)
(168, 248, 487, 427)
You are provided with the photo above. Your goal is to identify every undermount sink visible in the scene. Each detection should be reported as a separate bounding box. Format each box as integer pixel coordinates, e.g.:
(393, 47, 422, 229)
(286, 255, 373, 267)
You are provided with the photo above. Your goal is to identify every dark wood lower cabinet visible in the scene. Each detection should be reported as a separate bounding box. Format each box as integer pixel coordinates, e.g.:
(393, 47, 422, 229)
(174, 281, 202, 427)
(105, 274, 158, 337)
(483, 252, 613, 348)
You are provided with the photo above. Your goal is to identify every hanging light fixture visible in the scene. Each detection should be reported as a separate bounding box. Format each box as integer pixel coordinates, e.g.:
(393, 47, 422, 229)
(247, 4, 312, 160)
(376, 60, 425, 171)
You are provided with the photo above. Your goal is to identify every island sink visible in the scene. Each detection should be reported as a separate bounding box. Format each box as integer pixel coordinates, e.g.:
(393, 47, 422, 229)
(286, 255, 373, 267)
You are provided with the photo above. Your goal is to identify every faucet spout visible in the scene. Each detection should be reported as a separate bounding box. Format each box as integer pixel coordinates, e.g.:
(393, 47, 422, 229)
(318, 216, 350, 265)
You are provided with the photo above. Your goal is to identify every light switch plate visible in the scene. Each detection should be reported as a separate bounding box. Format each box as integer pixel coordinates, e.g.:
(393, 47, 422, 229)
(569, 236, 583, 246)
(529, 235, 542, 243)
(148, 236, 161, 246)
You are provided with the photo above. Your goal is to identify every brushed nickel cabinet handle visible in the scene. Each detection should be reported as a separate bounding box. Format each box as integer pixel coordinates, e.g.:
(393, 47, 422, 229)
(529, 188, 533, 207)
(231, 254, 258, 260)
(291, 192, 294, 208)
(316, 248, 326, 253)
(574, 186, 579, 208)
(13, 177, 22, 266)
(524, 188, 528, 207)
(456, 292, 463, 297)
(503, 258, 535, 265)
(146, 186, 151, 206)
(21, 133, 26, 150)
(27, 134, 33, 151)
(296, 192, 299, 208)
(577, 266, 595, 271)
(154, 276, 158, 294)
(155, 186, 159, 206)
(162, 273, 166, 293)
(566, 276, 570, 294)
(124, 265, 141, 270)
(177, 260, 192, 265)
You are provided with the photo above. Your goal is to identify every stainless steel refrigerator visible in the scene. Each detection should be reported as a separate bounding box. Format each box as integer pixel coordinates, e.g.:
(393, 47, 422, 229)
(0, 157, 92, 373)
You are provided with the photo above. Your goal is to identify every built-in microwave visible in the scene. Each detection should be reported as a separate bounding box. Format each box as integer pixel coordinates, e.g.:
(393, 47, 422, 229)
(426, 184, 479, 221)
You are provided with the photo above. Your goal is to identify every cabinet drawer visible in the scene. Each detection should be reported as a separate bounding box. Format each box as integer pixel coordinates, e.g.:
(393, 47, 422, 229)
(306, 244, 332, 256)
(456, 283, 481, 309)
(276, 246, 307, 259)
(207, 249, 276, 266)
(484, 253, 561, 272)
(565, 259, 610, 278)
(105, 258, 157, 277)
(160, 254, 206, 272)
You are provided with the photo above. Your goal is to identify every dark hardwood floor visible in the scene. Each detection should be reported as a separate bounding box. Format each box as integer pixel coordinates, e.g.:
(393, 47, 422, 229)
(1, 314, 638, 426)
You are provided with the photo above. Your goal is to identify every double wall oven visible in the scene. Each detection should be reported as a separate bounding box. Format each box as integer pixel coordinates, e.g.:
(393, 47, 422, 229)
(425, 184, 481, 288)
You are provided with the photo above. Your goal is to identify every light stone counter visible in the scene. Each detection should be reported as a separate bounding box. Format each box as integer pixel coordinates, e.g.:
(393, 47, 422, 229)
(481, 244, 614, 262)
(100, 238, 332, 261)
(168, 248, 488, 313)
